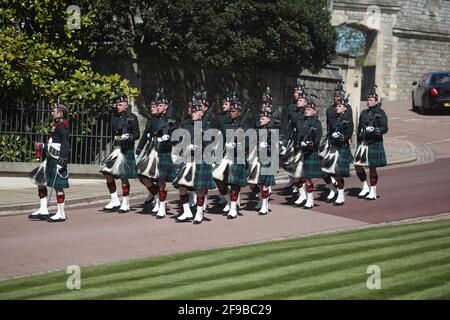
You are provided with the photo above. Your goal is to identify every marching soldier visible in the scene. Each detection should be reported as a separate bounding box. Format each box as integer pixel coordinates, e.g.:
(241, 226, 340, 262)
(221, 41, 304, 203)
(28, 101, 70, 222)
(300, 97, 323, 209)
(136, 99, 159, 206)
(284, 92, 308, 205)
(280, 80, 305, 142)
(179, 101, 199, 207)
(247, 108, 276, 215)
(354, 87, 388, 200)
(150, 91, 178, 218)
(173, 92, 216, 224)
(280, 83, 306, 192)
(214, 92, 233, 206)
(213, 98, 248, 219)
(321, 96, 354, 206)
(100, 94, 140, 213)
(321, 84, 353, 201)
(288, 95, 323, 209)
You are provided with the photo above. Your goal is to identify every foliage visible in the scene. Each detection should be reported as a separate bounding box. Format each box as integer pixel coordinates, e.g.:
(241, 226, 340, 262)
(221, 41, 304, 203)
(336, 26, 366, 65)
(0, 133, 33, 162)
(89, 0, 338, 75)
(0, 0, 138, 115)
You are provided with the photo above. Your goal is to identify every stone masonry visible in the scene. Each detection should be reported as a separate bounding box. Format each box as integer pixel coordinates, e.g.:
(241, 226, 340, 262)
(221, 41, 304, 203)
(331, 0, 450, 101)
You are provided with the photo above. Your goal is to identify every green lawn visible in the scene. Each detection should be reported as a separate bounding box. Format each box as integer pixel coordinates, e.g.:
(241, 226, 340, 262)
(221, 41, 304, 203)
(1, 218, 450, 300)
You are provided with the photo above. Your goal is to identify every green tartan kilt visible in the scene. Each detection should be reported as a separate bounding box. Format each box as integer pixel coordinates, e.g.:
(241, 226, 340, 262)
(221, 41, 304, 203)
(194, 162, 215, 190)
(46, 157, 69, 189)
(158, 152, 177, 182)
(335, 146, 354, 177)
(368, 141, 387, 167)
(302, 152, 323, 179)
(227, 163, 248, 187)
(257, 162, 276, 186)
(118, 149, 137, 179)
(173, 161, 215, 190)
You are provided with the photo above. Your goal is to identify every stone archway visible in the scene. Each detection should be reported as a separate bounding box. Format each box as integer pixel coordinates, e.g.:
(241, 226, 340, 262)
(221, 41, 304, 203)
(331, 1, 399, 101)
(335, 22, 379, 100)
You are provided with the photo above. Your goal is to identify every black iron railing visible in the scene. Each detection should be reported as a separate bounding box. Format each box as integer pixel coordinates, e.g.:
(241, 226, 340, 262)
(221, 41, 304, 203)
(0, 105, 112, 164)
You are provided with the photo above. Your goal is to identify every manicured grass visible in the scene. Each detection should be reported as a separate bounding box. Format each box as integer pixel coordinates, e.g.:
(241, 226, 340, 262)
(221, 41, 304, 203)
(1, 218, 449, 300)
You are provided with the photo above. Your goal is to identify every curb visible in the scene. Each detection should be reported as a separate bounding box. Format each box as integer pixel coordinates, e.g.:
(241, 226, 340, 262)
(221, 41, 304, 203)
(0, 139, 421, 216)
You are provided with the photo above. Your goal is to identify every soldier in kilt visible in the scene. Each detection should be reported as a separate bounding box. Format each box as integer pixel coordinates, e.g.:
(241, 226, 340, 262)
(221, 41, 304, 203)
(280, 80, 305, 191)
(214, 99, 248, 220)
(28, 101, 70, 222)
(100, 95, 140, 213)
(321, 84, 353, 190)
(354, 87, 388, 200)
(136, 99, 160, 207)
(174, 92, 216, 224)
(322, 97, 354, 206)
(296, 96, 323, 209)
(214, 92, 233, 206)
(288, 92, 309, 206)
(151, 91, 178, 219)
(248, 109, 276, 215)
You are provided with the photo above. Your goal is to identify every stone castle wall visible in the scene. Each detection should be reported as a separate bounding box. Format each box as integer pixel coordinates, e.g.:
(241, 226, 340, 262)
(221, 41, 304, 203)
(332, 0, 450, 101)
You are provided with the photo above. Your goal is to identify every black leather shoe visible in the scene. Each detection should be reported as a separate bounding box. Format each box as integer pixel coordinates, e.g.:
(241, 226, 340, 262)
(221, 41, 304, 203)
(118, 209, 130, 214)
(226, 215, 236, 220)
(28, 214, 47, 220)
(365, 196, 376, 201)
(156, 215, 165, 219)
(357, 193, 368, 199)
(193, 219, 203, 225)
(103, 206, 120, 212)
(47, 217, 66, 222)
(294, 200, 306, 207)
(176, 217, 193, 223)
(303, 205, 313, 210)
(333, 202, 344, 206)
(325, 198, 336, 203)
(258, 211, 268, 215)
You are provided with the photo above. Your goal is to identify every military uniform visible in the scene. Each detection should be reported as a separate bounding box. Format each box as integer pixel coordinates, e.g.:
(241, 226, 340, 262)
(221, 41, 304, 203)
(354, 88, 389, 201)
(355, 104, 388, 167)
(28, 102, 71, 222)
(102, 111, 140, 179)
(173, 117, 215, 191)
(212, 99, 248, 219)
(321, 97, 355, 206)
(100, 95, 140, 213)
(324, 109, 354, 177)
(247, 110, 277, 215)
(174, 92, 215, 224)
(220, 116, 248, 187)
(136, 111, 160, 206)
(298, 115, 323, 179)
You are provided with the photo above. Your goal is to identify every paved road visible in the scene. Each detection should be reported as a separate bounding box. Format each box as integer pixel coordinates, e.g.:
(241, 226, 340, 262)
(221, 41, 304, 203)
(1, 100, 449, 280)
(382, 100, 450, 160)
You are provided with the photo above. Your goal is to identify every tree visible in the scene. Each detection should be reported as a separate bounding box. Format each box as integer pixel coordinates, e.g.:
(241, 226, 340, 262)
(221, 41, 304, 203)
(89, 0, 338, 75)
(0, 0, 138, 115)
(336, 26, 366, 65)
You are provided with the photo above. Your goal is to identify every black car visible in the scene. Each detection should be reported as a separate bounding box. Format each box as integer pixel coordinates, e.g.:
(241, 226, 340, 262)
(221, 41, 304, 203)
(412, 72, 450, 114)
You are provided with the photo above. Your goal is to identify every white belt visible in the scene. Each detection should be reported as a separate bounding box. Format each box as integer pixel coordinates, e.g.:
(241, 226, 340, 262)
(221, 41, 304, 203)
(47, 143, 61, 159)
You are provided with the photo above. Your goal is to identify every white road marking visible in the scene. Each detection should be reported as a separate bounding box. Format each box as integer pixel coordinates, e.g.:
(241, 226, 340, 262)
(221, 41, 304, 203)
(402, 119, 421, 122)
(390, 117, 402, 120)
(391, 135, 409, 139)
(425, 139, 450, 145)
(426, 120, 438, 123)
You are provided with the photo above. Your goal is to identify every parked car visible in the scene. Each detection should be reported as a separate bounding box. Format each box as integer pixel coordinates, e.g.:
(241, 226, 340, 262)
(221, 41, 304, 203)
(411, 72, 450, 114)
